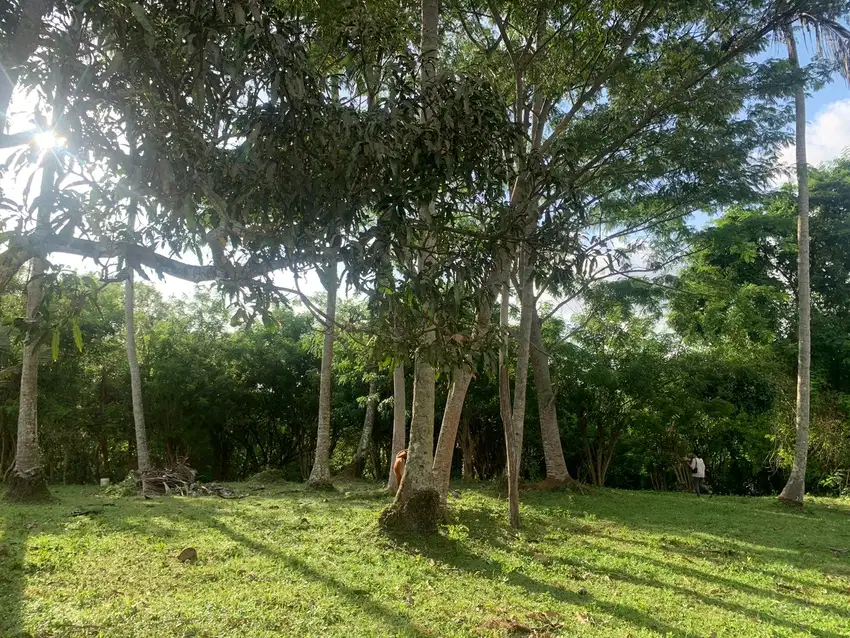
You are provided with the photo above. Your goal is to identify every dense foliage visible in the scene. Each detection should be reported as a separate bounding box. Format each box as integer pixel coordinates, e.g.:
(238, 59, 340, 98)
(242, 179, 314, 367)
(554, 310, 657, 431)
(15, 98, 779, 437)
(1, 0, 849, 517)
(4, 153, 850, 499)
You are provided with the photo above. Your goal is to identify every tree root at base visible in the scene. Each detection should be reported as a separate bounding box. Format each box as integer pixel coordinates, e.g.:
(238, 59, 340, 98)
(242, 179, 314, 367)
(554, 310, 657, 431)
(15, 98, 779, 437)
(3, 468, 54, 503)
(379, 488, 441, 535)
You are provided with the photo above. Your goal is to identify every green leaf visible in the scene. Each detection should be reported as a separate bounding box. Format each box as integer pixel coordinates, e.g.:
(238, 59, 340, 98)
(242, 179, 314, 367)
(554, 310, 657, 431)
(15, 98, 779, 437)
(52, 328, 60, 362)
(130, 3, 154, 35)
(72, 320, 83, 353)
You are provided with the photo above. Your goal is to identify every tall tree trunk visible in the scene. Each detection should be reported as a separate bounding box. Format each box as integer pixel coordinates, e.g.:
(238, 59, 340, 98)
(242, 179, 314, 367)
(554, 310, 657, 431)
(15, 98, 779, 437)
(530, 305, 571, 485)
(497, 14, 547, 527)
(506, 266, 535, 528)
(779, 27, 810, 506)
(380, 0, 441, 533)
(125, 268, 151, 472)
(432, 369, 474, 506)
(401, 353, 436, 495)
(308, 263, 337, 488)
(432, 294, 494, 506)
(387, 363, 406, 492)
(124, 107, 150, 473)
(5, 156, 55, 502)
(346, 378, 378, 478)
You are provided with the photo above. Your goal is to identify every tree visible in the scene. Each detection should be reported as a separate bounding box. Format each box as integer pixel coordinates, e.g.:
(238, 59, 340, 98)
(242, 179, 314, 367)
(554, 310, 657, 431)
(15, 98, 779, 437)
(5, 161, 53, 501)
(123, 109, 151, 473)
(4, 62, 63, 500)
(529, 306, 571, 485)
(670, 158, 850, 496)
(307, 266, 338, 488)
(380, 0, 443, 533)
(448, 0, 801, 526)
(777, 8, 850, 506)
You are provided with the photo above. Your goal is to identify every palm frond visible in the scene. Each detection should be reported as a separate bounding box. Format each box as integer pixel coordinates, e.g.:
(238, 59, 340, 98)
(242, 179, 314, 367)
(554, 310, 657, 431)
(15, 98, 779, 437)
(799, 13, 850, 85)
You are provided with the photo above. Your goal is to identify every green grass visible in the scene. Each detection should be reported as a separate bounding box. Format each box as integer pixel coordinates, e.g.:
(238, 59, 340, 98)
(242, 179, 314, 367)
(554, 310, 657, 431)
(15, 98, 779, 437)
(1, 482, 849, 637)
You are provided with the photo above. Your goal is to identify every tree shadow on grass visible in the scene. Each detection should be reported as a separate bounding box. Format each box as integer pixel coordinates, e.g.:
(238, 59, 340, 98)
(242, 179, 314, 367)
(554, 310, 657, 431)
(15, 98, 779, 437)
(198, 514, 431, 638)
(391, 495, 850, 638)
(0, 511, 27, 637)
(543, 547, 849, 638)
(0, 503, 71, 638)
(595, 530, 850, 597)
(521, 490, 850, 576)
(385, 527, 693, 638)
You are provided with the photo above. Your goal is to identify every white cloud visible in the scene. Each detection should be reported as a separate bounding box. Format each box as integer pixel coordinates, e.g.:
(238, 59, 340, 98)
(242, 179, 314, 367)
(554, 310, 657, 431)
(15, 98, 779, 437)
(778, 98, 850, 179)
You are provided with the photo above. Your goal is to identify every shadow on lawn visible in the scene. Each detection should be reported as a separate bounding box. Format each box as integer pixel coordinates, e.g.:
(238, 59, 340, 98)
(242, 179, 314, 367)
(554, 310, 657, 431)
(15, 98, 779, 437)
(468, 491, 849, 637)
(0, 511, 27, 637)
(385, 494, 850, 638)
(388, 523, 693, 638)
(198, 514, 432, 638)
(0, 503, 69, 638)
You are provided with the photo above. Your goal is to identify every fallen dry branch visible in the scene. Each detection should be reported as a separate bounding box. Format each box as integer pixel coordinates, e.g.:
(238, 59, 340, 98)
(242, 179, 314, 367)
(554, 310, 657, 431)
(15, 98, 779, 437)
(136, 462, 245, 499)
(140, 462, 197, 497)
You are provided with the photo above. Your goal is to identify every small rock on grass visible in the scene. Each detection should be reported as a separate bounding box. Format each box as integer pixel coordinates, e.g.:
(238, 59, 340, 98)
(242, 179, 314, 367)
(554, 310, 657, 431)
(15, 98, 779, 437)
(178, 547, 198, 563)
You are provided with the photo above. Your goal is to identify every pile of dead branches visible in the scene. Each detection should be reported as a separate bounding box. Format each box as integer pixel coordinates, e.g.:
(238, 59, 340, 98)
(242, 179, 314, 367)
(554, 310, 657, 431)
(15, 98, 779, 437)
(137, 462, 243, 499)
(140, 462, 197, 496)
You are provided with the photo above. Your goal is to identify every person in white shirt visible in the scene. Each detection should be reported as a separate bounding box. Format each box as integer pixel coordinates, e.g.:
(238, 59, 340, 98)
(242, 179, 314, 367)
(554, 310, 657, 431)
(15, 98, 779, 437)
(687, 452, 713, 497)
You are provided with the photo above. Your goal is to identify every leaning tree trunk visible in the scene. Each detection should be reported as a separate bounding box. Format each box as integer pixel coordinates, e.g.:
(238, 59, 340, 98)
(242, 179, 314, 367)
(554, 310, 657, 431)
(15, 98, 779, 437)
(779, 27, 811, 507)
(530, 306, 572, 485)
(432, 293, 494, 506)
(379, 0, 441, 533)
(308, 263, 338, 488)
(345, 378, 378, 478)
(387, 363, 407, 492)
(5, 157, 56, 502)
(432, 368, 474, 507)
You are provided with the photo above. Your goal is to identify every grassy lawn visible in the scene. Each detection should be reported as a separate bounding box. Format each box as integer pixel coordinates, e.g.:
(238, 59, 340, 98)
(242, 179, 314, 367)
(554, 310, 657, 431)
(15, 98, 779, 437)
(1, 482, 848, 637)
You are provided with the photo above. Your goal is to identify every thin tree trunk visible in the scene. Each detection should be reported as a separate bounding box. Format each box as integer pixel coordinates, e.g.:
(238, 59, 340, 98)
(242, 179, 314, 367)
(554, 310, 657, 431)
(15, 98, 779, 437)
(460, 417, 475, 480)
(432, 295, 494, 505)
(530, 306, 571, 484)
(308, 263, 337, 487)
(369, 433, 383, 481)
(779, 27, 810, 506)
(125, 268, 151, 472)
(507, 266, 535, 527)
(348, 378, 377, 478)
(124, 107, 151, 473)
(387, 363, 406, 492)
(497, 14, 548, 527)
(432, 368, 474, 505)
